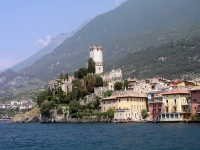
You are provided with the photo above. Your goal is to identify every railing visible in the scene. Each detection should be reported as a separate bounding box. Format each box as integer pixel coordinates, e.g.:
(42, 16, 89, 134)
(158, 106, 162, 109)
(196, 109, 200, 113)
(173, 103, 177, 106)
(181, 103, 189, 106)
(181, 110, 191, 113)
(197, 102, 200, 105)
(165, 103, 169, 107)
(161, 111, 169, 113)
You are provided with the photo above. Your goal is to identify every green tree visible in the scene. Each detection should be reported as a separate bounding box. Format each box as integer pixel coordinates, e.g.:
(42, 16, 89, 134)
(60, 73, 64, 79)
(69, 100, 81, 114)
(64, 73, 69, 81)
(141, 109, 148, 119)
(40, 101, 56, 118)
(88, 58, 95, 74)
(107, 108, 114, 118)
(95, 76, 103, 87)
(70, 85, 76, 101)
(114, 82, 123, 90)
(46, 88, 53, 101)
(102, 90, 112, 98)
(77, 68, 88, 79)
(57, 106, 63, 115)
(74, 70, 78, 78)
(37, 90, 48, 106)
(87, 75, 95, 93)
(123, 80, 129, 90)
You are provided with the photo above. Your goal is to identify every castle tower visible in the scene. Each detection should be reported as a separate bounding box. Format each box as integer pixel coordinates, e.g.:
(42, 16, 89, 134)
(89, 45, 103, 74)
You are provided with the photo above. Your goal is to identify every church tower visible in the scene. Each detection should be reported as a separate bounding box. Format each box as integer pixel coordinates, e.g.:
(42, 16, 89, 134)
(89, 45, 103, 74)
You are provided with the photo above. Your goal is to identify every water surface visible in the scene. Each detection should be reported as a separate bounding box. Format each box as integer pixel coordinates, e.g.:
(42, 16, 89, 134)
(0, 121, 199, 150)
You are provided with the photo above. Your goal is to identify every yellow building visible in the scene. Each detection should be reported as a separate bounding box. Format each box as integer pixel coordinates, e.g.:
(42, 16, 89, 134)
(101, 91, 147, 120)
(161, 89, 191, 121)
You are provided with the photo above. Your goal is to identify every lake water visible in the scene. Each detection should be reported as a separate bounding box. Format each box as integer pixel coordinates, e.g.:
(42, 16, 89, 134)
(0, 121, 200, 150)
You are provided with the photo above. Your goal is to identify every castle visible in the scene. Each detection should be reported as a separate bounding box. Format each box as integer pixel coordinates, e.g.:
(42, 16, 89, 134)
(89, 45, 103, 74)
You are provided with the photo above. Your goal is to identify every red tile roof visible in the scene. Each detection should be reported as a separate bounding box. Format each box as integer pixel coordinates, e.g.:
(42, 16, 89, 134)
(162, 89, 189, 95)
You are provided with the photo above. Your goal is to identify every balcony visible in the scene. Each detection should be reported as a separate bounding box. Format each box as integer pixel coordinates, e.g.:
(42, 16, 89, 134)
(197, 102, 200, 105)
(181, 103, 189, 106)
(181, 109, 191, 113)
(165, 103, 169, 107)
(173, 103, 177, 106)
(197, 109, 200, 113)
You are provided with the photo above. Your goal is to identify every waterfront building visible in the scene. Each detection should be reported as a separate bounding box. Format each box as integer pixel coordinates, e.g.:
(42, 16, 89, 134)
(189, 87, 200, 116)
(161, 89, 191, 121)
(101, 91, 147, 120)
(149, 93, 164, 121)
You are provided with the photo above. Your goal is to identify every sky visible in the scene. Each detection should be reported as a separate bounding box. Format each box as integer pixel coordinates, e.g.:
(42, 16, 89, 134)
(0, 0, 126, 71)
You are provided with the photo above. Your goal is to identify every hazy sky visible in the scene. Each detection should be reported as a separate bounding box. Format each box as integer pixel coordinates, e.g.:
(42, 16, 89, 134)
(0, 0, 126, 71)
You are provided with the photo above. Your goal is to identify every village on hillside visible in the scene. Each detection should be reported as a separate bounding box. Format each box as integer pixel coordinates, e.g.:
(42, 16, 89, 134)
(2, 45, 200, 122)
(46, 45, 200, 123)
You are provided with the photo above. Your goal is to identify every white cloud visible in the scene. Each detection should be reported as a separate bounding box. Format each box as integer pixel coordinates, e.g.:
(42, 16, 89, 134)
(115, 0, 120, 6)
(36, 35, 51, 46)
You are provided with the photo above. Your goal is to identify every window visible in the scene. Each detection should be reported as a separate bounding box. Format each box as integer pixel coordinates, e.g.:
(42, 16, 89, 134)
(119, 99, 120, 102)
(193, 99, 197, 102)
(153, 104, 156, 107)
(174, 99, 176, 104)
(109, 101, 110, 104)
(166, 100, 168, 103)
(103, 101, 105, 104)
(174, 107, 177, 112)
(127, 98, 129, 102)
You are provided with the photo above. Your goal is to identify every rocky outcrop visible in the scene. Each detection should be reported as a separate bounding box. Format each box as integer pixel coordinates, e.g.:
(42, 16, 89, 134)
(9, 107, 41, 123)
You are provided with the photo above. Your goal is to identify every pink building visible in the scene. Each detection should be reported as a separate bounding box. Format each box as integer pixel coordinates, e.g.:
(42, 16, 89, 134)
(189, 87, 200, 115)
(149, 93, 164, 121)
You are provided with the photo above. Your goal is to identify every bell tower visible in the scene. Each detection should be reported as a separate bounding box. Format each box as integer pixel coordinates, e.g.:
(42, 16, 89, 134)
(89, 45, 103, 74)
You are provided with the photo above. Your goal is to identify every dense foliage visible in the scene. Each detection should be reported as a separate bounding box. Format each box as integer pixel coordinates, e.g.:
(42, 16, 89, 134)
(88, 58, 95, 74)
(141, 109, 148, 119)
(114, 82, 123, 90)
(113, 36, 200, 79)
(40, 101, 56, 117)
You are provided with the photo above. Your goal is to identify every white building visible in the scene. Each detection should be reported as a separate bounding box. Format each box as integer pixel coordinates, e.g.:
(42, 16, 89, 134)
(89, 45, 103, 74)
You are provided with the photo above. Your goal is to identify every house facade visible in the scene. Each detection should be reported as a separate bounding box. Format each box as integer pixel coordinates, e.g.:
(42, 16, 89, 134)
(189, 87, 200, 116)
(161, 90, 191, 121)
(101, 91, 147, 120)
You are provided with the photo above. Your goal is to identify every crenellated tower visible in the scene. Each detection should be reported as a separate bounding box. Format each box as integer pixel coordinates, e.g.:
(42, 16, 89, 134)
(89, 45, 103, 74)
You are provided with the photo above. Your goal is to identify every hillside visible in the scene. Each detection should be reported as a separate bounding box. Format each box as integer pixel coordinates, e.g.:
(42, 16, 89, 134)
(21, 0, 200, 81)
(112, 36, 200, 79)
(11, 19, 91, 72)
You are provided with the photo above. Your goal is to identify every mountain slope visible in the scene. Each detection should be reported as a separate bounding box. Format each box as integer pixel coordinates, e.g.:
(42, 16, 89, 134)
(21, 0, 200, 81)
(112, 36, 200, 79)
(11, 19, 91, 72)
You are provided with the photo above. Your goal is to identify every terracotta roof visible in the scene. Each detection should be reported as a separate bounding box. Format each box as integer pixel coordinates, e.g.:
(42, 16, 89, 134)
(102, 91, 147, 101)
(128, 79, 137, 82)
(188, 86, 200, 91)
(162, 89, 189, 95)
(102, 95, 117, 100)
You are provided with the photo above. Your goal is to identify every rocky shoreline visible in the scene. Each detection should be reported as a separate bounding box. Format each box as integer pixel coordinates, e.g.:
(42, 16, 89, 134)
(9, 107, 112, 123)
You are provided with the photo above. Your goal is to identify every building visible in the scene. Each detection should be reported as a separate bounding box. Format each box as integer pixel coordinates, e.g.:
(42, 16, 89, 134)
(48, 76, 74, 93)
(149, 93, 164, 121)
(189, 87, 200, 116)
(161, 89, 191, 121)
(89, 45, 103, 74)
(101, 69, 123, 90)
(101, 91, 147, 120)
